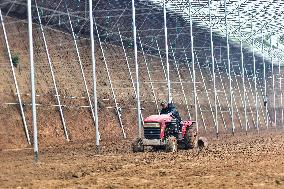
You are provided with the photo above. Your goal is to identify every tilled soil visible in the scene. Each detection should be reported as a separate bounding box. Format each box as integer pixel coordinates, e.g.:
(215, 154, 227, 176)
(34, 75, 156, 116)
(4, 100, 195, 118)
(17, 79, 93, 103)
(1, 131, 284, 189)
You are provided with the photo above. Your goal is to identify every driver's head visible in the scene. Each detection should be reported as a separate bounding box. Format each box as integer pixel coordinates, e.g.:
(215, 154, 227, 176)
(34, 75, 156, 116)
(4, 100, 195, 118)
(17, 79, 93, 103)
(160, 100, 168, 109)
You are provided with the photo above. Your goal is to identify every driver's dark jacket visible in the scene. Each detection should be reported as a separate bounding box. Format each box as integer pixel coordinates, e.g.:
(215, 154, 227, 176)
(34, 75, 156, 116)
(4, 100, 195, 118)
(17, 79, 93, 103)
(160, 103, 182, 122)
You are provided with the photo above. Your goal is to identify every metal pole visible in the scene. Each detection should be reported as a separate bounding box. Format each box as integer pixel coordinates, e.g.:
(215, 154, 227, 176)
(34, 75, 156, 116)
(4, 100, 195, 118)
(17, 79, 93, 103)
(252, 19, 259, 132)
(164, 0, 171, 102)
(224, 0, 235, 134)
(208, 0, 218, 136)
(28, 0, 38, 161)
(270, 34, 276, 128)
(132, 0, 142, 138)
(238, 0, 248, 133)
(189, 0, 198, 132)
(89, 0, 100, 148)
(35, 1, 69, 141)
(277, 41, 283, 128)
(0, 9, 31, 145)
(261, 27, 268, 130)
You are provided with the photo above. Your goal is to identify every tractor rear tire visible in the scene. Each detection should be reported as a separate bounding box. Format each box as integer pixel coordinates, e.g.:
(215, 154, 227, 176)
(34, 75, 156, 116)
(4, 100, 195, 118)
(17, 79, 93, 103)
(132, 138, 144, 153)
(184, 124, 198, 149)
(197, 137, 208, 150)
(165, 136, 177, 153)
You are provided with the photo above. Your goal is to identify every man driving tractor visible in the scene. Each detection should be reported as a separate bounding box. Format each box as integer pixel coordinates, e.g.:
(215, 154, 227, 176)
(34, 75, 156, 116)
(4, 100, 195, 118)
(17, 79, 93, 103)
(160, 100, 182, 128)
(132, 100, 206, 152)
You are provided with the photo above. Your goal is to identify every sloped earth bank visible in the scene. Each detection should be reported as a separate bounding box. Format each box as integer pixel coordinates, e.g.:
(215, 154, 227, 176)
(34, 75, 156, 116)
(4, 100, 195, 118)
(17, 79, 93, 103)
(1, 131, 284, 189)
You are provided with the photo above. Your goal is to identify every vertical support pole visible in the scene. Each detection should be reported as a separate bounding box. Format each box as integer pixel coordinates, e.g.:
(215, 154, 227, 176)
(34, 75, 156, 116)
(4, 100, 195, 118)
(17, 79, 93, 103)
(261, 27, 268, 130)
(270, 34, 276, 128)
(89, 0, 100, 147)
(208, 0, 218, 136)
(35, 1, 69, 141)
(189, 0, 198, 132)
(132, 0, 142, 138)
(164, 0, 171, 102)
(251, 19, 259, 132)
(238, 0, 248, 133)
(277, 41, 283, 128)
(0, 9, 31, 145)
(28, 0, 38, 161)
(224, 0, 235, 134)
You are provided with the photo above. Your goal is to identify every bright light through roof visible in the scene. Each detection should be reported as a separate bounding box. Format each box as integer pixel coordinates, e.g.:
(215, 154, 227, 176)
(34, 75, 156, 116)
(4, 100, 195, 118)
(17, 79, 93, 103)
(148, 0, 284, 65)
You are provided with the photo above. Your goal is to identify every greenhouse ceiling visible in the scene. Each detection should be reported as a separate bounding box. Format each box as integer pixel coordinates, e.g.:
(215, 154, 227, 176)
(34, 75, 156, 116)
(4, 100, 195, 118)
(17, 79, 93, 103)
(0, 0, 283, 64)
(147, 0, 284, 65)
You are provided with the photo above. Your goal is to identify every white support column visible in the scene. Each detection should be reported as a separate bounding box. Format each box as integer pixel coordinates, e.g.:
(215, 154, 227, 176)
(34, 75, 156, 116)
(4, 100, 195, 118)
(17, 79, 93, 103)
(238, 0, 248, 133)
(0, 9, 31, 145)
(261, 27, 268, 130)
(89, 0, 100, 148)
(189, 0, 198, 132)
(251, 19, 259, 132)
(132, 0, 142, 138)
(28, 0, 38, 161)
(277, 41, 283, 128)
(270, 34, 276, 128)
(164, 0, 171, 103)
(208, 0, 218, 136)
(224, 0, 235, 134)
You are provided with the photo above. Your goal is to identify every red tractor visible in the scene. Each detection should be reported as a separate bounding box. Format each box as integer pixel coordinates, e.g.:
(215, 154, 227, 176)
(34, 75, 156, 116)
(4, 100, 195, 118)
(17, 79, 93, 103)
(132, 114, 207, 152)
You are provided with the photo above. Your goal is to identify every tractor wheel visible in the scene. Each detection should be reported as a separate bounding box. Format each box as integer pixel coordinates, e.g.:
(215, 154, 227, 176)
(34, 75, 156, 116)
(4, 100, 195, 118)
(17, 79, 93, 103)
(132, 138, 144, 153)
(183, 124, 198, 149)
(197, 137, 208, 150)
(165, 136, 177, 153)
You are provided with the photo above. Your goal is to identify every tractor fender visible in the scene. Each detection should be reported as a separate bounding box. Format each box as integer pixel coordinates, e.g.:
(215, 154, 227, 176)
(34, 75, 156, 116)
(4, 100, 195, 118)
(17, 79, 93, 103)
(181, 121, 196, 137)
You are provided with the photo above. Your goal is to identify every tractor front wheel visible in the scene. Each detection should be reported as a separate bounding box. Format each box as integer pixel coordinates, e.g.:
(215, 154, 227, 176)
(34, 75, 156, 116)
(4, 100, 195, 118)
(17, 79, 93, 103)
(132, 138, 144, 153)
(165, 136, 177, 153)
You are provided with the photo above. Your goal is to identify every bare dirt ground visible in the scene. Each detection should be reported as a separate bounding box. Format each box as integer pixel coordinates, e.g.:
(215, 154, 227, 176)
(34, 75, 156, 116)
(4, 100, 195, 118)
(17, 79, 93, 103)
(1, 131, 284, 189)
